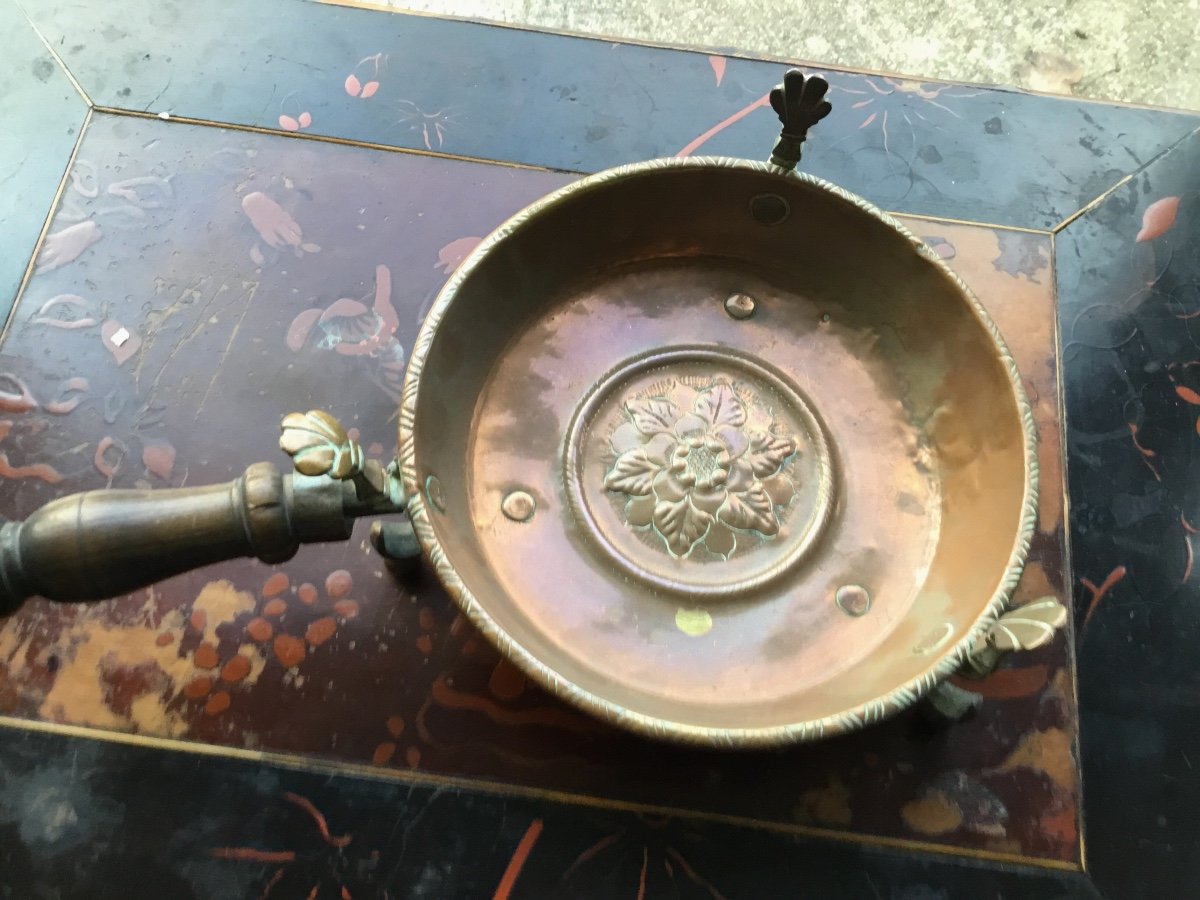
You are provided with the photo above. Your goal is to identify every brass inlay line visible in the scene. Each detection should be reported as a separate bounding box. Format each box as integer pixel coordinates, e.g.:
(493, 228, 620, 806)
(318, 0, 1200, 115)
(17, 2, 93, 107)
(1054, 124, 1200, 233)
(90, 108, 1055, 236)
(91, 106, 580, 176)
(1050, 230, 1089, 873)
(0, 714, 1082, 872)
(892, 210, 1052, 236)
(0, 107, 93, 345)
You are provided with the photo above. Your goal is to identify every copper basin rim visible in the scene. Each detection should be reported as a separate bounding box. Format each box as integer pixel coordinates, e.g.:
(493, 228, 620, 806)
(398, 155, 1039, 748)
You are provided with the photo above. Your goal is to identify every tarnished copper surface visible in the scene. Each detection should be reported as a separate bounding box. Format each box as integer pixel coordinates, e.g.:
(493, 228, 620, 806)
(402, 158, 1037, 744)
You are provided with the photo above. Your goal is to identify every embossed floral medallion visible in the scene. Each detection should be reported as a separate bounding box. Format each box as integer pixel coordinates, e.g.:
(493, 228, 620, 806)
(565, 348, 835, 598)
(604, 378, 798, 558)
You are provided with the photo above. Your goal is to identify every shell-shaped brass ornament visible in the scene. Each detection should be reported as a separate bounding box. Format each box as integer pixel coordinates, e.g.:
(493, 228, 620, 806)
(984, 596, 1068, 653)
(279, 410, 364, 479)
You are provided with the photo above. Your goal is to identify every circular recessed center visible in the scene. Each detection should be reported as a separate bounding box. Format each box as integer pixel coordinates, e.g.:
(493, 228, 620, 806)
(565, 347, 835, 598)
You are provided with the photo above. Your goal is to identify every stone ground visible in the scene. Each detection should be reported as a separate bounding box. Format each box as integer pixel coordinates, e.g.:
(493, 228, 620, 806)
(366, 0, 1200, 110)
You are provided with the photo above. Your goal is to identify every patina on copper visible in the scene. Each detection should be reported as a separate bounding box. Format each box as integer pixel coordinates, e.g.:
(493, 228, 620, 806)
(0, 69, 1060, 747)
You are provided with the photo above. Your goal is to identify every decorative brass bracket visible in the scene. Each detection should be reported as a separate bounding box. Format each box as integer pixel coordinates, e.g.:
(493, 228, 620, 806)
(922, 597, 1069, 724)
(280, 409, 407, 516)
(768, 69, 833, 171)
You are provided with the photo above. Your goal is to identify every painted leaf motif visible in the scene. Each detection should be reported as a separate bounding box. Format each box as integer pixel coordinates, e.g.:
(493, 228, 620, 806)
(1176, 384, 1200, 405)
(694, 383, 746, 428)
(987, 597, 1067, 652)
(604, 449, 658, 495)
(745, 432, 796, 477)
(654, 496, 712, 556)
(1135, 196, 1180, 242)
(718, 482, 777, 534)
(626, 398, 678, 435)
(708, 55, 726, 86)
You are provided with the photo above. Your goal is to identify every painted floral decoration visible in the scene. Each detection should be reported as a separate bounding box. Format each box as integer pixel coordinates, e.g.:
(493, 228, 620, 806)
(604, 380, 798, 557)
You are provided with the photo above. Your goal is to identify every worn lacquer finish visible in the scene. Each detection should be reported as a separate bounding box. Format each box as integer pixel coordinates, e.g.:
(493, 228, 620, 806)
(0, 109, 1082, 863)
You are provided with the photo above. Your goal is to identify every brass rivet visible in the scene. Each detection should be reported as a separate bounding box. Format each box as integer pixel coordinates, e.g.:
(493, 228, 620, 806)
(724, 292, 756, 320)
(501, 490, 536, 522)
(835, 584, 871, 617)
(425, 475, 446, 512)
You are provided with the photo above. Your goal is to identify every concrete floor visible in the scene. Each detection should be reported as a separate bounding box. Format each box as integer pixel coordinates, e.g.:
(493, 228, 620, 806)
(377, 0, 1200, 111)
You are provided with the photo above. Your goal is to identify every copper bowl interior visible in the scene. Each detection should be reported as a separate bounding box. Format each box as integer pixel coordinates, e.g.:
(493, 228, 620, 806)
(402, 160, 1033, 744)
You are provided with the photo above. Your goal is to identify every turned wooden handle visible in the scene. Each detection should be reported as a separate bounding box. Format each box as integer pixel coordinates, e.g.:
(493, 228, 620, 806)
(0, 462, 356, 613)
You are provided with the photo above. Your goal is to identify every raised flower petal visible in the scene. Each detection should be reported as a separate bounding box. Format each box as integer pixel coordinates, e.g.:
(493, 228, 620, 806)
(653, 496, 713, 556)
(668, 381, 699, 413)
(725, 459, 755, 493)
(745, 432, 796, 477)
(610, 421, 643, 454)
(605, 448, 658, 495)
(704, 523, 736, 557)
(652, 467, 689, 503)
(625, 398, 679, 435)
(673, 413, 708, 441)
(690, 486, 726, 515)
(643, 432, 677, 465)
(713, 424, 748, 459)
(626, 494, 655, 527)
(694, 383, 747, 429)
(718, 482, 778, 535)
(763, 473, 796, 506)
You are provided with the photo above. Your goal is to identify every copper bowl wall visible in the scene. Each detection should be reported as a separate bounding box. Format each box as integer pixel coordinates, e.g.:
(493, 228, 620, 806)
(399, 157, 1037, 747)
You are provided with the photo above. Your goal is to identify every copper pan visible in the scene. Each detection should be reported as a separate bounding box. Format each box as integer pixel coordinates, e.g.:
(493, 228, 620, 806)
(0, 71, 1061, 747)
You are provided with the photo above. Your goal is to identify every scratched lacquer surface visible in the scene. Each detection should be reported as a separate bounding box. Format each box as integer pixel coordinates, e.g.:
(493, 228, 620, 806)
(24, 0, 1200, 229)
(0, 112, 1078, 862)
(1057, 129, 1200, 896)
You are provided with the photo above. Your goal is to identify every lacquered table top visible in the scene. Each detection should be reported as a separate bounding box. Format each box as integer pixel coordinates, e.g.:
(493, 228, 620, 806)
(0, 1, 1197, 897)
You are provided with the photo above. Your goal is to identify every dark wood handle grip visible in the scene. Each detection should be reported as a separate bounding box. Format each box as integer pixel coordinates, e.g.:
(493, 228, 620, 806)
(0, 461, 355, 613)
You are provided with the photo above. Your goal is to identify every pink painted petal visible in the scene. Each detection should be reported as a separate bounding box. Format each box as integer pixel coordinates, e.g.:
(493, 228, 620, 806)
(436, 236, 483, 274)
(278, 115, 300, 132)
(709, 55, 726, 86)
(714, 424, 748, 458)
(101, 320, 141, 366)
(1136, 196, 1180, 242)
(142, 440, 176, 480)
(298, 112, 312, 128)
(241, 192, 304, 248)
(319, 298, 369, 323)
(371, 264, 398, 336)
(361, 81, 380, 98)
(726, 459, 754, 493)
(643, 432, 676, 465)
(286, 308, 323, 351)
(249, 244, 265, 266)
(36, 221, 102, 272)
(345, 74, 363, 96)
